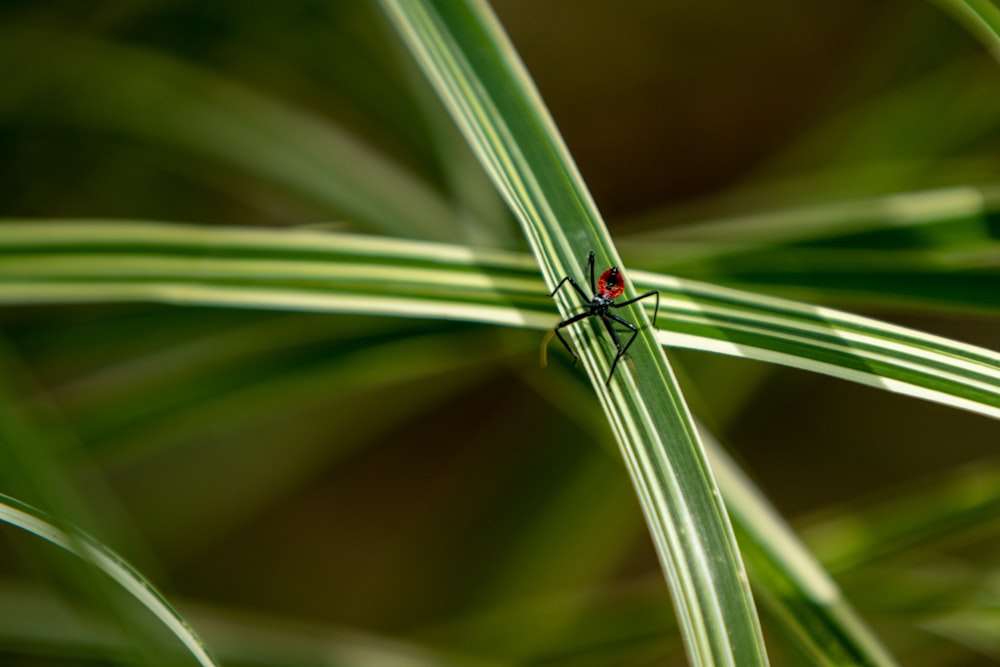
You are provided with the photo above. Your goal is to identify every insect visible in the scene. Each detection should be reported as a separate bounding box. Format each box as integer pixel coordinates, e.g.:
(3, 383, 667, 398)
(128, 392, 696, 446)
(545, 251, 660, 386)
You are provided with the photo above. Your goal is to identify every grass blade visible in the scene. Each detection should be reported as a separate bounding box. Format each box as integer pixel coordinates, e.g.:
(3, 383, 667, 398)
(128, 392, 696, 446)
(378, 1, 768, 664)
(0, 28, 458, 240)
(932, 0, 1000, 62)
(620, 185, 1000, 312)
(0, 493, 217, 666)
(0, 221, 995, 421)
(706, 438, 896, 666)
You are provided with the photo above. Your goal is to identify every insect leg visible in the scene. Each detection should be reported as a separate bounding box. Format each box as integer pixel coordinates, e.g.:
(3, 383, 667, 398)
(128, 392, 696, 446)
(605, 313, 638, 385)
(550, 310, 594, 365)
(548, 274, 590, 302)
(612, 290, 660, 327)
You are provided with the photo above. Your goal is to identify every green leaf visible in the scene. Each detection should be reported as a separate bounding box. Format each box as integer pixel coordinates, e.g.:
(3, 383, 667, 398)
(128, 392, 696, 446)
(707, 438, 895, 666)
(0, 493, 217, 666)
(932, 0, 1000, 62)
(0, 221, 996, 421)
(382, 1, 767, 664)
(0, 27, 458, 241)
(621, 185, 1000, 312)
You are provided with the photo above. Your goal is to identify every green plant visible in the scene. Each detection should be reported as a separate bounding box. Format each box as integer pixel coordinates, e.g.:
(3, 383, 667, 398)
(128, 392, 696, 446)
(0, 1, 997, 665)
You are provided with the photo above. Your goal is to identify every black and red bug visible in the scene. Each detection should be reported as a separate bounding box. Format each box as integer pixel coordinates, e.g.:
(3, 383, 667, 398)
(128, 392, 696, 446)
(546, 251, 660, 386)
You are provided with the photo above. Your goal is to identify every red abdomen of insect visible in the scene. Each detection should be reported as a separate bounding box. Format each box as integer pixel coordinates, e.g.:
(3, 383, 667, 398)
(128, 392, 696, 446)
(597, 267, 625, 299)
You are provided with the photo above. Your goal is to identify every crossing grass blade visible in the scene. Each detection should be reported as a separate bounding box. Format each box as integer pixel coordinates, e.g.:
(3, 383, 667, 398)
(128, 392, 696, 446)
(383, 1, 757, 663)
(0, 221, 995, 422)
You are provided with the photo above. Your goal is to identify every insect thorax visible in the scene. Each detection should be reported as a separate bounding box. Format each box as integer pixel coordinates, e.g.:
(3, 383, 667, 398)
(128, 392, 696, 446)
(591, 293, 614, 314)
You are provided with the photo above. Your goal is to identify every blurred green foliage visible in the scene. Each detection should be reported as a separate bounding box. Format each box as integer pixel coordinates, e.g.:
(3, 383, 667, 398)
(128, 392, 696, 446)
(0, 1, 998, 665)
